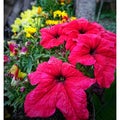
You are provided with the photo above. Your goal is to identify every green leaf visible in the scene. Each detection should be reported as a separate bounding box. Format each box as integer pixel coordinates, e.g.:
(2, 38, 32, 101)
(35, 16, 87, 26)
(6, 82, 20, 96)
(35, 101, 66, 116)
(93, 81, 116, 120)
(26, 57, 33, 73)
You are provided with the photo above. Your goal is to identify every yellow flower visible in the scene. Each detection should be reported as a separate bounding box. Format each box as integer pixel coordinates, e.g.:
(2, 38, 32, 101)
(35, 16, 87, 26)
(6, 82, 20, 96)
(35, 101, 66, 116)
(18, 71, 27, 80)
(32, 6, 38, 13)
(46, 20, 51, 25)
(11, 24, 20, 33)
(61, 2, 65, 5)
(11, 18, 22, 33)
(9, 64, 27, 80)
(14, 18, 21, 26)
(37, 6, 42, 14)
(70, 16, 77, 21)
(53, 20, 60, 25)
(53, 10, 62, 18)
(20, 9, 35, 19)
(46, 20, 52, 25)
(24, 26, 36, 33)
(9, 64, 19, 78)
(26, 32, 32, 38)
(24, 26, 36, 38)
(21, 18, 35, 27)
(46, 20, 59, 25)
(61, 11, 68, 18)
(26, 27, 36, 34)
(61, 18, 67, 23)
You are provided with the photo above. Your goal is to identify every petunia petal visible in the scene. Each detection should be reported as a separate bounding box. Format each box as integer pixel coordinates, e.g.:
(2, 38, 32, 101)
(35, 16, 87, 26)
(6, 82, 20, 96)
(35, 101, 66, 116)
(56, 85, 89, 120)
(28, 71, 53, 85)
(24, 81, 59, 117)
(66, 76, 96, 90)
(94, 63, 115, 88)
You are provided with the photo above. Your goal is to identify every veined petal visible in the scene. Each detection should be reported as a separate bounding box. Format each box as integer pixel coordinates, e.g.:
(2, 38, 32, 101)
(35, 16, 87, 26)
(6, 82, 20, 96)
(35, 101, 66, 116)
(61, 62, 95, 90)
(28, 71, 54, 85)
(24, 81, 59, 117)
(94, 63, 115, 88)
(56, 85, 89, 120)
(25, 57, 94, 119)
(66, 76, 95, 90)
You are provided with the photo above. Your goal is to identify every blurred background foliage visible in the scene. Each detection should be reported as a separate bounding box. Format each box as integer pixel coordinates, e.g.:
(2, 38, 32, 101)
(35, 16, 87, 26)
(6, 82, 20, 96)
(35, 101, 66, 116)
(96, 0, 116, 33)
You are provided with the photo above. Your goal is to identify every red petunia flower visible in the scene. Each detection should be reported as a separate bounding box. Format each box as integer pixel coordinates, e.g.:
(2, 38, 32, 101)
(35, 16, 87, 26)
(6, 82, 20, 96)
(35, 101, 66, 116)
(68, 35, 116, 66)
(63, 18, 104, 37)
(63, 18, 105, 51)
(40, 24, 67, 49)
(24, 57, 95, 120)
(68, 35, 116, 88)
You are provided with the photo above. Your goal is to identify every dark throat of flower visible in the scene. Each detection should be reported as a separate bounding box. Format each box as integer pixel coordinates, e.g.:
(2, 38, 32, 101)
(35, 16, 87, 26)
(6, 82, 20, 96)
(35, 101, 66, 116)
(56, 75, 66, 82)
(79, 29, 86, 34)
(90, 48, 96, 55)
(54, 33, 60, 39)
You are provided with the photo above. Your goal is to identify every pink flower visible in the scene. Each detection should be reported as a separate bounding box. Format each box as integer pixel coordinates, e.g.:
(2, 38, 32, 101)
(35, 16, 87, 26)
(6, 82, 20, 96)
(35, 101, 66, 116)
(68, 35, 116, 66)
(20, 86, 26, 92)
(68, 35, 116, 88)
(24, 57, 95, 120)
(25, 41, 31, 46)
(4, 55, 10, 63)
(40, 24, 67, 49)
(63, 18, 104, 51)
(20, 46, 28, 55)
(8, 41, 18, 56)
(63, 18, 104, 38)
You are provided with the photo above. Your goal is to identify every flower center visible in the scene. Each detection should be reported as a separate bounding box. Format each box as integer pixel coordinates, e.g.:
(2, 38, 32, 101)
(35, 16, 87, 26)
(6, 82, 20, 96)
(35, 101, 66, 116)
(90, 48, 95, 55)
(79, 29, 86, 34)
(56, 75, 66, 82)
(54, 34, 60, 39)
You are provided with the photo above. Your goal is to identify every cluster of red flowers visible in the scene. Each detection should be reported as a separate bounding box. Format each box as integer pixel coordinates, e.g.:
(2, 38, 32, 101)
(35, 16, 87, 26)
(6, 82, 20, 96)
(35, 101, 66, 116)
(24, 18, 116, 120)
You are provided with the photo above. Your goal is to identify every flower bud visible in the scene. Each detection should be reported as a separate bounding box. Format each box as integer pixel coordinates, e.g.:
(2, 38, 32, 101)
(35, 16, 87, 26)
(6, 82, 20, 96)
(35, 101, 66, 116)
(20, 86, 26, 92)
(20, 46, 28, 55)
(25, 41, 31, 46)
